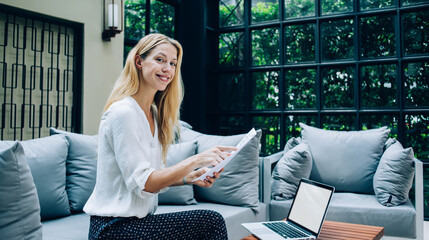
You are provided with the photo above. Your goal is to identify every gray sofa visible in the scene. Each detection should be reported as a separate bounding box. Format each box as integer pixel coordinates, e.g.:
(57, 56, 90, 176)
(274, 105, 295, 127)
(266, 123, 424, 239)
(0, 125, 269, 240)
(0, 122, 423, 240)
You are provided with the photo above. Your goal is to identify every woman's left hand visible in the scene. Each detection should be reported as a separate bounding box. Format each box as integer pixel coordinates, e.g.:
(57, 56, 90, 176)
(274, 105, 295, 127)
(185, 168, 223, 188)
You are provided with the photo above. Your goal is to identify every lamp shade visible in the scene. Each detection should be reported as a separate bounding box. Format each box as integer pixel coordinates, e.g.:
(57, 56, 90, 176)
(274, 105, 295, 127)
(103, 0, 123, 41)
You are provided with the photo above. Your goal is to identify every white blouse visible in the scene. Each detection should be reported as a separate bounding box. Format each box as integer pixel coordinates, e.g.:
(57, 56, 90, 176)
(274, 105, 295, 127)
(83, 96, 166, 218)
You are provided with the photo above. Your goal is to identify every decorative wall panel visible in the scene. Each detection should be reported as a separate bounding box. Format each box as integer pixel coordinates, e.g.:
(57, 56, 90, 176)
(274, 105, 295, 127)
(0, 10, 80, 140)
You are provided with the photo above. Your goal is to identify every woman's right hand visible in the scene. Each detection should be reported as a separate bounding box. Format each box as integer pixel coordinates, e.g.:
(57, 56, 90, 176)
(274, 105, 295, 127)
(192, 146, 237, 169)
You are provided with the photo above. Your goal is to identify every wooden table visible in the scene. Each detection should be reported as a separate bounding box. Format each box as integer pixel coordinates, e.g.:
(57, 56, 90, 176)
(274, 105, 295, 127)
(241, 220, 384, 240)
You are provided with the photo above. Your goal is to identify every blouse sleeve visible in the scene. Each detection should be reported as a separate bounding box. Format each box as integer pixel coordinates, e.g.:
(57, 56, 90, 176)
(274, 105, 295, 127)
(105, 105, 157, 199)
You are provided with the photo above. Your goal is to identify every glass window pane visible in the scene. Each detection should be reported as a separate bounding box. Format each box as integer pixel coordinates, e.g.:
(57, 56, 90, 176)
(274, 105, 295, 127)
(251, 0, 279, 23)
(252, 71, 280, 110)
(285, 0, 315, 19)
(322, 114, 356, 130)
(125, 0, 146, 40)
(361, 114, 398, 138)
(406, 114, 429, 160)
(219, 0, 244, 27)
(403, 0, 429, 5)
(425, 169, 429, 218)
(322, 66, 355, 108)
(285, 23, 316, 63)
(404, 61, 429, 107)
(360, 15, 396, 58)
(285, 68, 316, 109)
(321, 19, 354, 61)
(150, 0, 175, 38)
(219, 116, 246, 135)
(361, 64, 397, 108)
(124, 45, 133, 62)
(219, 73, 245, 111)
(360, 0, 394, 11)
(285, 115, 317, 140)
(403, 11, 429, 56)
(252, 115, 281, 155)
(219, 32, 245, 67)
(252, 27, 280, 65)
(322, 0, 353, 15)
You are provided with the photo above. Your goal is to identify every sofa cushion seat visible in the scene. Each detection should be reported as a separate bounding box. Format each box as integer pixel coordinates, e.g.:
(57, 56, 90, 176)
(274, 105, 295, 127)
(156, 202, 267, 240)
(42, 213, 90, 240)
(270, 192, 416, 238)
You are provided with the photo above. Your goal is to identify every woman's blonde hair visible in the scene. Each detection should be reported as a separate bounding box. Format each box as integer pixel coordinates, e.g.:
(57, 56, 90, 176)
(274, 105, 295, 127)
(104, 33, 184, 163)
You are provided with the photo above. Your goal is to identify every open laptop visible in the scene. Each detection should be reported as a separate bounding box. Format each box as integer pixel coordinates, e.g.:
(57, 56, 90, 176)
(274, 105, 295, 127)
(242, 178, 334, 240)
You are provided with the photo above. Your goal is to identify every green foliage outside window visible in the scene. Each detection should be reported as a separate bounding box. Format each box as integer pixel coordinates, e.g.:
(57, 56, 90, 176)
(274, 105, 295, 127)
(124, 0, 174, 60)
(285, 0, 315, 18)
(322, 67, 355, 108)
(361, 115, 398, 138)
(322, 0, 353, 15)
(252, 28, 280, 65)
(252, 71, 280, 110)
(125, 0, 146, 40)
(403, 11, 429, 55)
(360, 0, 394, 10)
(285, 68, 316, 109)
(285, 115, 317, 140)
(219, 0, 244, 27)
(403, 0, 429, 5)
(321, 19, 354, 60)
(251, 1, 279, 23)
(252, 116, 281, 155)
(150, 0, 174, 37)
(360, 15, 396, 58)
(322, 114, 356, 130)
(219, 73, 245, 111)
(404, 62, 429, 107)
(361, 64, 397, 108)
(219, 32, 245, 67)
(285, 24, 316, 63)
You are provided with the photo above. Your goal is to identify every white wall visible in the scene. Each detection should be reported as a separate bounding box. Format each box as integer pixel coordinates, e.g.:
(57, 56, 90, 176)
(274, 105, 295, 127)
(0, 0, 124, 134)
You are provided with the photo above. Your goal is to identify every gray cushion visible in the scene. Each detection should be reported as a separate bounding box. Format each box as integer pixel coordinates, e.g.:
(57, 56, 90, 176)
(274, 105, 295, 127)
(384, 138, 397, 150)
(0, 142, 42, 240)
(181, 128, 262, 208)
(159, 141, 198, 205)
(42, 213, 90, 240)
(373, 140, 415, 206)
(270, 192, 416, 238)
(20, 135, 71, 220)
(284, 137, 302, 152)
(271, 141, 312, 200)
(50, 128, 98, 213)
(300, 123, 390, 193)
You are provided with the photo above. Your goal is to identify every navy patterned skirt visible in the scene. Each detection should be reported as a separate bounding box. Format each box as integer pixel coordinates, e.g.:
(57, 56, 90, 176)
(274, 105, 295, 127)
(88, 209, 228, 240)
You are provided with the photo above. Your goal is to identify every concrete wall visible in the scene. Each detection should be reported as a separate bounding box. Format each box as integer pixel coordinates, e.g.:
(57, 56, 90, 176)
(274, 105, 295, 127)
(0, 0, 124, 134)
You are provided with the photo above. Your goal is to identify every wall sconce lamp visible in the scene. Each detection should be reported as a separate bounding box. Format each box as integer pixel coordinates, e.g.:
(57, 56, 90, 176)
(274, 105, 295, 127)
(102, 0, 124, 41)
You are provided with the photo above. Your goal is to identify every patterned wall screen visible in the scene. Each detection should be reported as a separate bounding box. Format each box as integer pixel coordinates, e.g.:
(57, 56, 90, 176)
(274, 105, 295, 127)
(0, 8, 82, 140)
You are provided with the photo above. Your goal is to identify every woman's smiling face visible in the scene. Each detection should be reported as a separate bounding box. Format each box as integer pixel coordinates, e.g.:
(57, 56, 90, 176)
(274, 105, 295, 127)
(139, 43, 178, 92)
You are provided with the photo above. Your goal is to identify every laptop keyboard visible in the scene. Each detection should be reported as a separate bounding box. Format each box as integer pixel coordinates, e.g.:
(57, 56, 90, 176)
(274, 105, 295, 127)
(262, 222, 309, 239)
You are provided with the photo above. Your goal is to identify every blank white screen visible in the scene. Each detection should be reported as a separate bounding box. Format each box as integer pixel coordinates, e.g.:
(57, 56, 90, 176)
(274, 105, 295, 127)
(288, 182, 332, 233)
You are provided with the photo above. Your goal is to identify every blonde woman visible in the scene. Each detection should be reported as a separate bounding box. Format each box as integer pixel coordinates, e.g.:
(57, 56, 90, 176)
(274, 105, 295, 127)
(83, 33, 234, 239)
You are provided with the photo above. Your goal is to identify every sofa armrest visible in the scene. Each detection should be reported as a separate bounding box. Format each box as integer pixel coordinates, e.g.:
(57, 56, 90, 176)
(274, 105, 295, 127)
(258, 152, 283, 204)
(414, 158, 424, 240)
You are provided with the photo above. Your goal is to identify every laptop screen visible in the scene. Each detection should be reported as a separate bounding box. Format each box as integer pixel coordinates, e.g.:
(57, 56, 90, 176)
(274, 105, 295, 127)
(287, 180, 334, 234)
